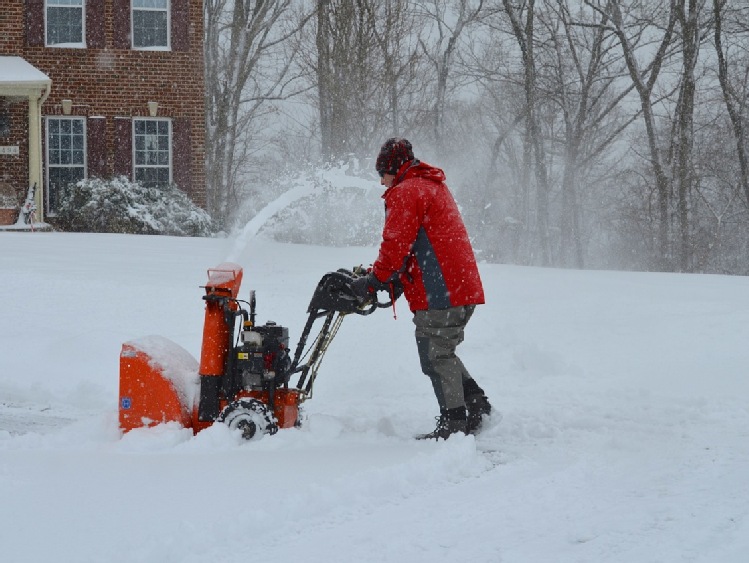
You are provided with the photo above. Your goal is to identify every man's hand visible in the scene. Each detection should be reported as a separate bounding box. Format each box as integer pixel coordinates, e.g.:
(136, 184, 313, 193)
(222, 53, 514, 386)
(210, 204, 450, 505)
(350, 272, 379, 301)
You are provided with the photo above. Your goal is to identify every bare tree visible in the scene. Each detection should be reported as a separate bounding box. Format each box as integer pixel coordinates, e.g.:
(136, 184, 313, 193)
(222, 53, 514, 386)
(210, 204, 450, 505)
(670, 0, 703, 271)
(589, 0, 679, 270)
(370, 1, 425, 137)
(503, 0, 553, 265)
(539, 0, 639, 267)
(204, 0, 312, 229)
(313, 0, 427, 162)
(458, 6, 533, 263)
(316, 0, 366, 160)
(315, 0, 385, 161)
(417, 0, 485, 158)
(593, 0, 709, 272)
(713, 0, 749, 208)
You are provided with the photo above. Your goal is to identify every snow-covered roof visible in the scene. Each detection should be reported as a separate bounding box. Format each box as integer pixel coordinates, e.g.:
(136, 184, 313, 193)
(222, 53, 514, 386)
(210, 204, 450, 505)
(0, 56, 51, 95)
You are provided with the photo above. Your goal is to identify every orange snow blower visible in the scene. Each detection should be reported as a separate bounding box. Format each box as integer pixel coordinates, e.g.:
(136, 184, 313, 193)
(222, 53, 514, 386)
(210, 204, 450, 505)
(119, 263, 395, 440)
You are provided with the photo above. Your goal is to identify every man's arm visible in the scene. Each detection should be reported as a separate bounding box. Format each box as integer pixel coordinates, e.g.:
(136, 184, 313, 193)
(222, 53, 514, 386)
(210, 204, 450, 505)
(372, 184, 424, 281)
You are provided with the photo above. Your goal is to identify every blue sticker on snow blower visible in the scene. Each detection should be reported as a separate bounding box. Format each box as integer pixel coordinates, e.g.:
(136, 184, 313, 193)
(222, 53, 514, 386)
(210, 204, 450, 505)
(121, 397, 132, 410)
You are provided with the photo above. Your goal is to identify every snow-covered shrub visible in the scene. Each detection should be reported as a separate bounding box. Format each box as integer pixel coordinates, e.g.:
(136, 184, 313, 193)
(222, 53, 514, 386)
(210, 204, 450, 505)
(56, 177, 215, 236)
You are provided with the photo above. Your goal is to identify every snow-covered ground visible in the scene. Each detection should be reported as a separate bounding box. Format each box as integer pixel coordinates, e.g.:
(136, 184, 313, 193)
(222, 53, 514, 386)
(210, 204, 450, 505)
(1, 230, 748, 563)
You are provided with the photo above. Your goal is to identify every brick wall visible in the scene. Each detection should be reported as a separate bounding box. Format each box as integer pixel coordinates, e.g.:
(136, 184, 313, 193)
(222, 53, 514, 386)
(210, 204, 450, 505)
(0, 2, 25, 52)
(0, 101, 29, 204)
(0, 2, 27, 201)
(0, 0, 206, 209)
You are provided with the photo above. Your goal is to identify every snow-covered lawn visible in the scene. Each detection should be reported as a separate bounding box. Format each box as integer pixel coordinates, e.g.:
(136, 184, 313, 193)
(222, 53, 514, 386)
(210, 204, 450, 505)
(1, 231, 748, 562)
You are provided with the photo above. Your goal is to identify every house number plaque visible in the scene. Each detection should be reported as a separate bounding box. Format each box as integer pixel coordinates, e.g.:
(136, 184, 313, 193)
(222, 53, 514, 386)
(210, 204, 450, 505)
(0, 146, 19, 155)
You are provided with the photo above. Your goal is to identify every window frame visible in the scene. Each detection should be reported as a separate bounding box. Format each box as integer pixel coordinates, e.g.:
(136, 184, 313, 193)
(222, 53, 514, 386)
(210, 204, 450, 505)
(132, 117, 173, 189)
(131, 0, 171, 51)
(46, 116, 87, 216)
(45, 0, 86, 48)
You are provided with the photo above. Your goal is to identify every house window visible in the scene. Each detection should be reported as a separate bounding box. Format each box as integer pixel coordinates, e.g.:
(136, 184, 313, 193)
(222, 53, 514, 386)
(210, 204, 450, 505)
(133, 119, 171, 188)
(132, 0, 170, 49)
(47, 117, 86, 214)
(46, 0, 85, 47)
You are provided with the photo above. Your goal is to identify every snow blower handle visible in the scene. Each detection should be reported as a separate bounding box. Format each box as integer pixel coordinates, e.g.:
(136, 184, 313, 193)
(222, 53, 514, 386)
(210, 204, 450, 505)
(351, 266, 403, 314)
(348, 272, 399, 315)
(303, 270, 373, 315)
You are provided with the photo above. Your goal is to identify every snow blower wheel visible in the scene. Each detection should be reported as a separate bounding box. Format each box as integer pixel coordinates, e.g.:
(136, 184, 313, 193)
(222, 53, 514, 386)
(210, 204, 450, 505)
(218, 398, 278, 440)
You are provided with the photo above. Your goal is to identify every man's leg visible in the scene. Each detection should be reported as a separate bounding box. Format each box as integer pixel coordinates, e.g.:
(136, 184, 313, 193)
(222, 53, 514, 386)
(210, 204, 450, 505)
(414, 306, 474, 411)
(414, 305, 492, 437)
(414, 306, 477, 438)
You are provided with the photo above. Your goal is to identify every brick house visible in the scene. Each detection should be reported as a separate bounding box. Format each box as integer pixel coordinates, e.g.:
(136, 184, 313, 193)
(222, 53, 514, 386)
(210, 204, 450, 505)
(0, 0, 206, 225)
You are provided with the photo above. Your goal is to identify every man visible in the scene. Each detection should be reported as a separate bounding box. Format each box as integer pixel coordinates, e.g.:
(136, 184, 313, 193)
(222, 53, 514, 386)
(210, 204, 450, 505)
(352, 138, 492, 440)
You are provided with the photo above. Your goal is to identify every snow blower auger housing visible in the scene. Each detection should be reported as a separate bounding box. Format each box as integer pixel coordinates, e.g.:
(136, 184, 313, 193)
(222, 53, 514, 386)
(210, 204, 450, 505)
(119, 263, 395, 440)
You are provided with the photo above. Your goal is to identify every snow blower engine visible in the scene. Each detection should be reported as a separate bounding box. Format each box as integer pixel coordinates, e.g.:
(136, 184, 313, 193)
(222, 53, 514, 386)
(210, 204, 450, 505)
(119, 264, 397, 440)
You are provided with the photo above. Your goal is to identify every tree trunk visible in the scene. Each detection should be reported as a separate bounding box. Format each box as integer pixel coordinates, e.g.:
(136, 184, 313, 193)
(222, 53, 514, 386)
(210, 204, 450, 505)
(673, 0, 700, 272)
(504, 0, 551, 266)
(607, 0, 678, 270)
(713, 0, 749, 208)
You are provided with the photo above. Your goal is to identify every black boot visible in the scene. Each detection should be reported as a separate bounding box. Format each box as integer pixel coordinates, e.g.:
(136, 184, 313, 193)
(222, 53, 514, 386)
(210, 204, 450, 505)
(416, 407, 467, 440)
(463, 378, 492, 434)
(466, 394, 492, 434)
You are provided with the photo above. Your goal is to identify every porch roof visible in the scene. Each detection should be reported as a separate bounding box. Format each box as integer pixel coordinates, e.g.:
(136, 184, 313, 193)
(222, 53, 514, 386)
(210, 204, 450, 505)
(0, 56, 51, 97)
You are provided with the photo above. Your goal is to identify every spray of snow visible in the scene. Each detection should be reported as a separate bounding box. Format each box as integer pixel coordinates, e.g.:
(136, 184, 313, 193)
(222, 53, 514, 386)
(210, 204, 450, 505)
(226, 180, 319, 261)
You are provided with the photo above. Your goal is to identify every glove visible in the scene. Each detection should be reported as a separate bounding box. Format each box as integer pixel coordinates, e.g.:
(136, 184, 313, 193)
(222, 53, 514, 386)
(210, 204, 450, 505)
(390, 278, 404, 302)
(352, 264, 369, 277)
(350, 272, 380, 301)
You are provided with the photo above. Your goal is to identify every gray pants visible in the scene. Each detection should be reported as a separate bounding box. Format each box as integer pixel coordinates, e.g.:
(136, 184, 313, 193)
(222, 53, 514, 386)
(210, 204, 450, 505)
(413, 305, 476, 412)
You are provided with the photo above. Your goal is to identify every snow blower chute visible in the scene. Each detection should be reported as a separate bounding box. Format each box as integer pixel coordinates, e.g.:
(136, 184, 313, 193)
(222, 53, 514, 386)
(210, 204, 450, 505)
(119, 264, 396, 439)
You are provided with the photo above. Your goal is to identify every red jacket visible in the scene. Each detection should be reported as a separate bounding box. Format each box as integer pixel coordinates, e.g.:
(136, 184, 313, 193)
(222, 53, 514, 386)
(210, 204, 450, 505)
(372, 160, 485, 312)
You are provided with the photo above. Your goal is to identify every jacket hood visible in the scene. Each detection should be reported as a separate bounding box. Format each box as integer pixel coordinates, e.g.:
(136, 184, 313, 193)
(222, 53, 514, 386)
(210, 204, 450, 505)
(394, 160, 446, 186)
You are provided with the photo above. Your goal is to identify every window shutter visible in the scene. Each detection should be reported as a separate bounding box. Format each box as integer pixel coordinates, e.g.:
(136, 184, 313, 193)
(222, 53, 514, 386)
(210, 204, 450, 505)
(172, 117, 192, 195)
(87, 117, 107, 179)
(171, 0, 190, 52)
(113, 118, 132, 179)
(113, 0, 131, 49)
(86, 0, 106, 49)
(26, 0, 45, 47)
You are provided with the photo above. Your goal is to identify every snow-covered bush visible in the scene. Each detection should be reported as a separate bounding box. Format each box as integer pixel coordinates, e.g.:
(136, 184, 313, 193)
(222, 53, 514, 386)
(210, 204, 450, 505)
(56, 177, 215, 236)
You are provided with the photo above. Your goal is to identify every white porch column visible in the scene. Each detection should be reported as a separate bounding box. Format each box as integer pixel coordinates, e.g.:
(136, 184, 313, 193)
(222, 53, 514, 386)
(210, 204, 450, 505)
(28, 93, 44, 222)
